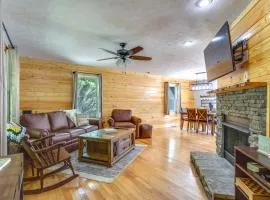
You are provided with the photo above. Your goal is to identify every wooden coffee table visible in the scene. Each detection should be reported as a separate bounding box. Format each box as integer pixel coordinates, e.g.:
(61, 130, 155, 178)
(78, 128, 135, 167)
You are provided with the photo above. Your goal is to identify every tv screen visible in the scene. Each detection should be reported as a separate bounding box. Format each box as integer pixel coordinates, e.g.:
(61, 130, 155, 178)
(204, 21, 234, 82)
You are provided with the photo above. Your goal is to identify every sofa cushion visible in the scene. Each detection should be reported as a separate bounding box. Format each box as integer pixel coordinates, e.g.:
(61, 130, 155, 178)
(114, 122, 136, 129)
(48, 111, 69, 132)
(52, 132, 71, 144)
(67, 117, 76, 129)
(60, 128, 85, 138)
(21, 113, 51, 131)
(112, 109, 132, 122)
(76, 125, 98, 133)
(64, 109, 78, 127)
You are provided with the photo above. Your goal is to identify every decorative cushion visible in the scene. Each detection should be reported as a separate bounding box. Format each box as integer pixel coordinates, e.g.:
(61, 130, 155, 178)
(77, 117, 89, 126)
(64, 109, 78, 127)
(7, 122, 26, 144)
(114, 122, 136, 129)
(112, 109, 132, 122)
(21, 113, 51, 131)
(48, 111, 69, 132)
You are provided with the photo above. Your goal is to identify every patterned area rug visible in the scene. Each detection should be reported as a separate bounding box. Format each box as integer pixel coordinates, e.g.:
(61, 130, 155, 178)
(61, 144, 145, 183)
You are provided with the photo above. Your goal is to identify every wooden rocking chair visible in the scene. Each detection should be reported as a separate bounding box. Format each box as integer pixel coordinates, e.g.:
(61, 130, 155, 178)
(22, 134, 78, 194)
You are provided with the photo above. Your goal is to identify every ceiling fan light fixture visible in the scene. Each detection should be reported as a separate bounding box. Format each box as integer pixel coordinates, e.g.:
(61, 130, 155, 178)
(183, 41, 195, 47)
(196, 0, 213, 8)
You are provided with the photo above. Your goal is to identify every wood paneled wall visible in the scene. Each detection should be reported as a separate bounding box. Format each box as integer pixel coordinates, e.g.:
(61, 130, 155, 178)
(217, 0, 270, 135)
(20, 58, 195, 128)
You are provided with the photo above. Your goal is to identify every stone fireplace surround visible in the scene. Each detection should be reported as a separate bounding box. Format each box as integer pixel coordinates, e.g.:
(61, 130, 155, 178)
(216, 87, 267, 156)
(190, 86, 267, 199)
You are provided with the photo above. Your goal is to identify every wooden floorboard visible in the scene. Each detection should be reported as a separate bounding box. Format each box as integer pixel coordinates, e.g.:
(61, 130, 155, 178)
(24, 127, 216, 200)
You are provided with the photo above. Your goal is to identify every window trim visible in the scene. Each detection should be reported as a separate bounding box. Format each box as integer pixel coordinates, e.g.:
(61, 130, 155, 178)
(72, 71, 103, 119)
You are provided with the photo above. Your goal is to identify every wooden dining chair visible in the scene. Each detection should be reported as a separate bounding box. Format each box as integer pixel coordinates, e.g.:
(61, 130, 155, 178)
(180, 108, 188, 130)
(197, 108, 208, 134)
(187, 108, 197, 132)
(22, 134, 78, 194)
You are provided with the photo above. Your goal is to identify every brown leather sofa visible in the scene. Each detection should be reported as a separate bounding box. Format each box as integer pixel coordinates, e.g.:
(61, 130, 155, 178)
(108, 109, 141, 138)
(21, 111, 100, 152)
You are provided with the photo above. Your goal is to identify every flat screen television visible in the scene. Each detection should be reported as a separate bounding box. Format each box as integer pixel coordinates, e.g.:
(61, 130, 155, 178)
(204, 21, 235, 82)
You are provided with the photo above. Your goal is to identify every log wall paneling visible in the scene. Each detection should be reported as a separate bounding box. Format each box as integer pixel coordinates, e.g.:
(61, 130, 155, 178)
(20, 58, 195, 128)
(217, 0, 270, 136)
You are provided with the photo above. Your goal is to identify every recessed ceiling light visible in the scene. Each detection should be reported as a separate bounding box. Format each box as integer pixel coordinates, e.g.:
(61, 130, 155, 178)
(183, 41, 195, 47)
(196, 0, 213, 8)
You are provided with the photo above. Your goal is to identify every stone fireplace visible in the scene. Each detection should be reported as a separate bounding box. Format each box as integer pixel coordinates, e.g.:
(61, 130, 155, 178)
(216, 87, 267, 163)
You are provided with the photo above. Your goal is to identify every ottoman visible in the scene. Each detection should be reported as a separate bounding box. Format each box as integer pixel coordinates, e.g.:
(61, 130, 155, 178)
(139, 124, 153, 138)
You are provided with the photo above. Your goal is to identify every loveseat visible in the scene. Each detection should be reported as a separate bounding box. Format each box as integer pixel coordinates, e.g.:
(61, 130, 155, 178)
(21, 111, 100, 152)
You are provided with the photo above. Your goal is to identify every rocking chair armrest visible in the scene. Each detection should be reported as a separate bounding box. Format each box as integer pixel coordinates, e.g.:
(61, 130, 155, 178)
(31, 134, 56, 144)
(33, 141, 65, 153)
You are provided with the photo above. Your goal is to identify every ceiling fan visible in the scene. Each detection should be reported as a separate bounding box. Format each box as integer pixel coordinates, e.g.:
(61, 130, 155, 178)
(97, 43, 152, 65)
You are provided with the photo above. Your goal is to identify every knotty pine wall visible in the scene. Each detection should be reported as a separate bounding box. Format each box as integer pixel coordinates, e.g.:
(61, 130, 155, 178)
(20, 58, 195, 128)
(217, 0, 270, 135)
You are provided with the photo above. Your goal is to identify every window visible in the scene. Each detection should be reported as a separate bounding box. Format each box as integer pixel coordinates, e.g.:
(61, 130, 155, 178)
(164, 82, 181, 114)
(73, 72, 102, 119)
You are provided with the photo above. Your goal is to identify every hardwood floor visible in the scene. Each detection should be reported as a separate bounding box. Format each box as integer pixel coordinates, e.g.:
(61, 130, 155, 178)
(24, 127, 216, 200)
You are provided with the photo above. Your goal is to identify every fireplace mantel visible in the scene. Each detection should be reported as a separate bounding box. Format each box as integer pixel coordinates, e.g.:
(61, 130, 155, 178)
(209, 82, 267, 94)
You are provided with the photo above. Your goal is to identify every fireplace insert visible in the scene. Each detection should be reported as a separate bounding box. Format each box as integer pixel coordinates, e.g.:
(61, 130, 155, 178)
(222, 116, 250, 164)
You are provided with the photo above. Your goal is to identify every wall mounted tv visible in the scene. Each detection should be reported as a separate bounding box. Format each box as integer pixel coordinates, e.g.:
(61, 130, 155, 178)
(204, 21, 235, 82)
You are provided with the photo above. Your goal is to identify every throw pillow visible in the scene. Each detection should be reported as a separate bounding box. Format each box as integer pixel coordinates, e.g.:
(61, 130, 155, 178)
(64, 109, 78, 127)
(77, 113, 89, 126)
(7, 122, 26, 144)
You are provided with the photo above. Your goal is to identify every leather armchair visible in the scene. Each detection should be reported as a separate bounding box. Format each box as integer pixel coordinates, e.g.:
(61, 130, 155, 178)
(108, 109, 142, 138)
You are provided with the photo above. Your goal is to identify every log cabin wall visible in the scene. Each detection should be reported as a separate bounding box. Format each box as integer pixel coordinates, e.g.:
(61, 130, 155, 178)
(20, 57, 195, 128)
(217, 0, 270, 135)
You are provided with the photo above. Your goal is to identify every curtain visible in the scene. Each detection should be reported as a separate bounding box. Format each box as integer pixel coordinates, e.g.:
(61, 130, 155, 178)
(6, 48, 20, 122)
(0, 0, 8, 156)
(164, 82, 169, 115)
(176, 83, 182, 114)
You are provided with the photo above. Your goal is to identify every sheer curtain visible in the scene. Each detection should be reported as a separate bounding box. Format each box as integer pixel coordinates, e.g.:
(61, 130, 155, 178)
(0, 0, 8, 156)
(6, 48, 20, 122)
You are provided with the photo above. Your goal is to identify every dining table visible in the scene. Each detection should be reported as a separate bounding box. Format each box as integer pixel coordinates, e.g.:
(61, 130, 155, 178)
(180, 111, 216, 135)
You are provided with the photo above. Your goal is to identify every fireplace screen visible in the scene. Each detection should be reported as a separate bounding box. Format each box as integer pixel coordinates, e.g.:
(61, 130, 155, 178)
(224, 125, 249, 163)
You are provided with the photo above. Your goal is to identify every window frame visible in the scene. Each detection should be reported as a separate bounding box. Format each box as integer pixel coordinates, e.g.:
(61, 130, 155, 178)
(73, 72, 103, 119)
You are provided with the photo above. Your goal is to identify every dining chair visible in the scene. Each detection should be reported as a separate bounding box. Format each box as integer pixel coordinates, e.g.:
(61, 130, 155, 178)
(180, 108, 188, 130)
(197, 108, 208, 134)
(187, 108, 197, 132)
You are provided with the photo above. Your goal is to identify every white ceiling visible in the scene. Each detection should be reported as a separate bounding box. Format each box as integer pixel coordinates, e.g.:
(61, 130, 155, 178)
(3, 0, 251, 79)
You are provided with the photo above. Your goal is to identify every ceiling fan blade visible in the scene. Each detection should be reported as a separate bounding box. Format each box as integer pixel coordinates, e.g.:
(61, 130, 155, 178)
(129, 46, 143, 55)
(97, 57, 119, 61)
(100, 48, 119, 56)
(129, 56, 152, 61)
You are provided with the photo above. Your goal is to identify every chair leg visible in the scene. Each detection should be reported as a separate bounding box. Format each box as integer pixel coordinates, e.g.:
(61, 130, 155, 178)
(40, 169, 44, 190)
(206, 121, 209, 135)
(180, 120, 184, 130)
(187, 121, 190, 132)
(66, 159, 76, 175)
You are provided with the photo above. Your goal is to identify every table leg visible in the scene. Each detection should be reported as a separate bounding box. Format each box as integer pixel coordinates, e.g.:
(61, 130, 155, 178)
(78, 138, 84, 161)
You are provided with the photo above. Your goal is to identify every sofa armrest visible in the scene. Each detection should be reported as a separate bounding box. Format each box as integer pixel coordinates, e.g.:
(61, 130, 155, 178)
(89, 118, 103, 129)
(131, 116, 142, 125)
(108, 117, 115, 127)
(26, 128, 49, 139)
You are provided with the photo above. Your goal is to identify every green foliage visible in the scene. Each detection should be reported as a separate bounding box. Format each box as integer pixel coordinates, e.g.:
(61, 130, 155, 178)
(76, 75, 100, 118)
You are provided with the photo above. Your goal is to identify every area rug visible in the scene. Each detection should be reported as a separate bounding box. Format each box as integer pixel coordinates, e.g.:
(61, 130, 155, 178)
(59, 144, 145, 183)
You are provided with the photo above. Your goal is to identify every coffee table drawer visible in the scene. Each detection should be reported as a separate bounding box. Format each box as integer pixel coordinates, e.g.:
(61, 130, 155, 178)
(121, 134, 131, 142)
(118, 140, 131, 155)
